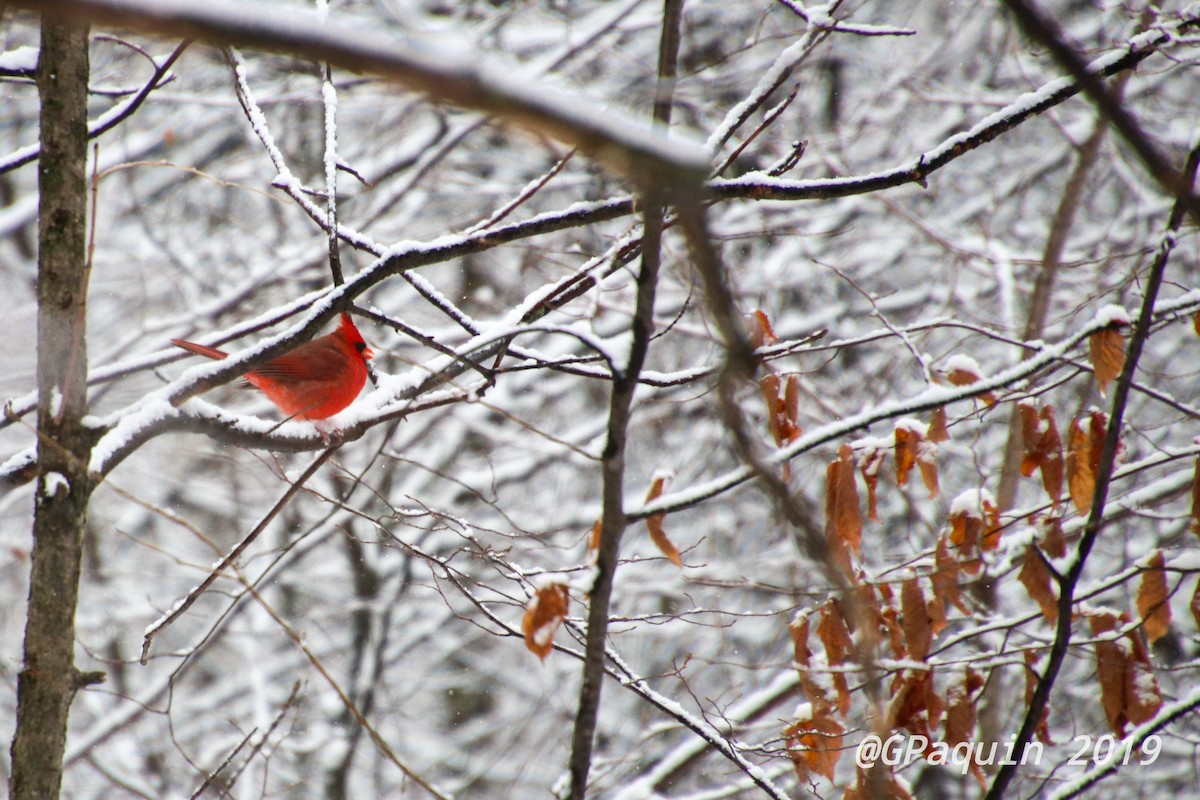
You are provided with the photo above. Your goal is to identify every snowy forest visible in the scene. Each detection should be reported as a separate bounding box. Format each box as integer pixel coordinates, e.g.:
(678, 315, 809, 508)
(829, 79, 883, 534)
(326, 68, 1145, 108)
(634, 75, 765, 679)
(3, 0, 1200, 798)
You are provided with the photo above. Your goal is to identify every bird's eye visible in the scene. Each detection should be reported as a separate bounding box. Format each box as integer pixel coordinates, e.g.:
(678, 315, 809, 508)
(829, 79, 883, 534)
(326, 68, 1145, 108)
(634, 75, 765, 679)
(354, 341, 367, 353)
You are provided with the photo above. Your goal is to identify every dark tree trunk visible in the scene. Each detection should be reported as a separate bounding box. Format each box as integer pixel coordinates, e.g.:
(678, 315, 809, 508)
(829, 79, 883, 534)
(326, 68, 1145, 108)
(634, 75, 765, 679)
(9, 17, 99, 800)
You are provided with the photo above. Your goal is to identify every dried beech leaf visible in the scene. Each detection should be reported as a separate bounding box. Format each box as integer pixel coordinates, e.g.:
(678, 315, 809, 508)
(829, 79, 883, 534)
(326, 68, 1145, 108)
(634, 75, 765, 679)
(1126, 644, 1163, 726)
(894, 425, 921, 488)
(949, 511, 983, 576)
(1123, 622, 1162, 727)
(760, 373, 783, 444)
(926, 578, 948, 637)
(981, 498, 1002, 552)
(1067, 417, 1095, 515)
(748, 308, 779, 348)
(1088, 410, 1108, 475)
(818, 603, 854, 715)
(888, 670, 942, 740)
(946, 364, 996, 405)
(1192, 458, 1200, 536)
(818, 601, 854, 666)
(1041, 516, 1066, 560)
(1191, 580, 1200, 632)
(859, 447, 885, 523)
(853, 584, 885, 650)
(928, 407, 950, 443)
(933, 533, 967, 614)
(589, 519, 602, 554)
(644, 475, 682, 567)
(917, 440, 940, 499)
(1089, 611, 1130, 735)
(944, 668, 981, 746)
(784, 375, 802, 443)
(1018, 544, 1058, 624)
(1038, 407, 1064, 508)
(790, 613, 812, 667)
(1089, 327, 1125, 396)
(1194, 311, 1200, 339)
(825, 445, 863, 576)
(900, 577, 933, 661)
(1018, 402, 1042, 478)
(877, 581, 907, 660)
(522, 582, 570, 661)
(1136, 551, 1171, 644)
(786, 706, 845, 783)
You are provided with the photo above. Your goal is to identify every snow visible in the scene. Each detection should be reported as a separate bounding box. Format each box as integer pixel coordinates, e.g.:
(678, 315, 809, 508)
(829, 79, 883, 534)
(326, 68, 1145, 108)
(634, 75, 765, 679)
(0, 45, 38, 72)
(48, 385, 63, 419)
(949, 488, 995, 518)
(1168, 550, 1200, 571)
(942, 354, 983, 376)
(88, 397, 180, 474)
(1093, 303, 1130, 327)
(42, 471, 69, 498)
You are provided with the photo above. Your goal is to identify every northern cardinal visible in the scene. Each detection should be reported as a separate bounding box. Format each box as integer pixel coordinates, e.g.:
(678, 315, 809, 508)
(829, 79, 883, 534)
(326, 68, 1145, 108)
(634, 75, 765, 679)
(172, 313, 374, 420)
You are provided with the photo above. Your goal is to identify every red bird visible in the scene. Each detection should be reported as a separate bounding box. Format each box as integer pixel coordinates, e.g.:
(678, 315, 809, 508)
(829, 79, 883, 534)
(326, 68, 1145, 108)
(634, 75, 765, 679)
(172, 313, 374, 420)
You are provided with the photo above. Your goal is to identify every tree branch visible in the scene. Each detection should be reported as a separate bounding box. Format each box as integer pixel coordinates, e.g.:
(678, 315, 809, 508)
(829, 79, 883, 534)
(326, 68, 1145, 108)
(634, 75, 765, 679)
(983, 135, 1200, 800)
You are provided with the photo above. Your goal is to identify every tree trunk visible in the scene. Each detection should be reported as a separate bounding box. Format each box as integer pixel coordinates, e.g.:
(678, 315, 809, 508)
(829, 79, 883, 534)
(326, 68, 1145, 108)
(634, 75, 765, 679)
(9, 17, 98, 800)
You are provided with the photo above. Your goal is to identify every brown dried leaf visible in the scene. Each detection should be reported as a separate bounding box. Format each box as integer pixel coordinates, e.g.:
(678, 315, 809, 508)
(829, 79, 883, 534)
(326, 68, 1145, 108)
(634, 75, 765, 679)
(852, 584, 885, 651)
(786, 706, 845, 783)
(760, 373, 783, 445)
(1191, 457, 1200, 536)
(949, 511, 983, 576)
(944, 668, 981, 747)
(901, 577, 933, 661)
(1191, 579, 1200, 632)
(1089, 326, 1125, 396)
(818, 604, 854, 716)
(1194, 311, 1200, 339)
(790, 613, 812, 667)
(1018, 544, 1058, 624)
(748, 308, 779, 349)
(644, 475, 682, 567)
(1041, 516, 1066, 560)
(927, 578, 948, 637)
(1018, 402, 1042, 478)
(1067, 417, 1095, 515)
(917, 442, 940, 499)
(1136, 551, 1171, 644)
(589, 519, 602, 554)
(826, 444, 863, 576)
(933, 533, 967, 614)
(946, 364, 996, 406)
(859, 447, 885, 523)
(981, 497, 1002, 552)
(1037, 407, 1064, 508)
(928, 407, 950, 443)
(888, 670, 942, 740)
(1124, 624, 1163, 726)
(877, 582, 907, 660)
(894, 425, 920, 488)
(1088, 410, 1108, 475)
(784, 375, 802, 443)
(522, 582, 570, 661)
(818, 601, 854, 666)
(1089, 611, 1131, 735)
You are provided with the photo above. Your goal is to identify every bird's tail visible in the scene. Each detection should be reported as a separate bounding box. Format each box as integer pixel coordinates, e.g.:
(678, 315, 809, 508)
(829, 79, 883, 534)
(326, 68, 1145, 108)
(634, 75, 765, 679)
(172, 338, 228, 360)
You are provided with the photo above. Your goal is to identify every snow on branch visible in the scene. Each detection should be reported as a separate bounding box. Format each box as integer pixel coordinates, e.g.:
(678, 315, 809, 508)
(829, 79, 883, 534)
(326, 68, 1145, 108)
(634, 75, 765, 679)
(18, 0, 710, 188)
(711, 17, 1198, 201)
